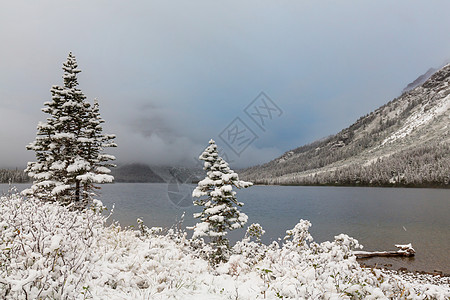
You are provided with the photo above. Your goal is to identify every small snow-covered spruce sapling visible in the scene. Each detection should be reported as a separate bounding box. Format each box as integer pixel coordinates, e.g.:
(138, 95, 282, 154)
(23, 52, 116, 209)
(245, 223, 265, 244)
(190, 139, 252, 264)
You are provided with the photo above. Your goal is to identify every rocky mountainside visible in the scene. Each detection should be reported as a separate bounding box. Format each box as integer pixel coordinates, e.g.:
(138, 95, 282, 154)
(241, 64, 450, 187)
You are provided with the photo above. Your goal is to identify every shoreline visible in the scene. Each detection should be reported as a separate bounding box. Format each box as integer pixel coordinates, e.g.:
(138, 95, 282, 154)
(358, 261, 450, 278)
(2, 177, 450, 189)
(248, 182, 450, 189)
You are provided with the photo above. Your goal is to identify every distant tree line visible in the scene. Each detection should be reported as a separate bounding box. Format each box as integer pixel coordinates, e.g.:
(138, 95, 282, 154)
(248, 142, 450, 188)
(0, 169, 30, 183)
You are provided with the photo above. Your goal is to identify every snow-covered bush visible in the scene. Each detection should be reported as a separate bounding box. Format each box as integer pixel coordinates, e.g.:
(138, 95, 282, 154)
(232, 224, 268, 269)
(221, 219, 449, 299)
(283, 219, 313, 250)
(190, 139, 252, 264)
(0, 193, 212, 299)
(245, 223, 265, 243)
(1, 192, 448, 299)
(0, 193, 104, 298)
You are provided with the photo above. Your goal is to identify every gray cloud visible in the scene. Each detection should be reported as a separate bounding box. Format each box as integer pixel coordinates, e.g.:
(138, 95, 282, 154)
(130, 105, 178, 141)
(1, 1, 450, 169)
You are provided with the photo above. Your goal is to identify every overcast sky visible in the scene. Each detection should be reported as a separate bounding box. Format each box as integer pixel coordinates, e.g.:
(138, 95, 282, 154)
(1, 0, 450, 169)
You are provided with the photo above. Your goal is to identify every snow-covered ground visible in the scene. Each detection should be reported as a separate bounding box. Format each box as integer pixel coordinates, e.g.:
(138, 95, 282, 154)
(381, 94, 450, 146)
(0, 193, 448, 299)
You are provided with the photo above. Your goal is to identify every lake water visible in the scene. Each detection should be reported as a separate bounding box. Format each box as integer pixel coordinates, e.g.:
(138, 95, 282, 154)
(2, 183, 449, 274)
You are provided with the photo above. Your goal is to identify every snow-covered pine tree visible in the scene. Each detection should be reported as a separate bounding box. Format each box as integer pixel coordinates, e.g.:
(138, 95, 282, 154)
(191, 139, 252, 264)
(24, 52, 116, 209)
(76, 99, 117, 203)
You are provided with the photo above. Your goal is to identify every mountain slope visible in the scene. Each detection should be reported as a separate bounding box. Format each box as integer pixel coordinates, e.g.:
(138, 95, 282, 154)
(241, 64, 450, 187)
(111, 163, 202, 183)
(401, 67, 436, 94)
(112, 163, 165, 183)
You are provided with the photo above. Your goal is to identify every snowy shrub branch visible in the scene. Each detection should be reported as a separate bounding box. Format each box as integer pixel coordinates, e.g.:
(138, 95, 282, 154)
(1, 193, 448, 299)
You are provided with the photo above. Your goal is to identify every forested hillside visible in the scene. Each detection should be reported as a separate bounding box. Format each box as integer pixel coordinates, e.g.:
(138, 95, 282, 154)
(241, 64, 450, 187)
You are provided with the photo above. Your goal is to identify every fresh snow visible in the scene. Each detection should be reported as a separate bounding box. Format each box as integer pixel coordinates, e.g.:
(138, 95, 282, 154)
(0, 193, 448, 299)
(381, 94, 450, 146)
(51, 184, 71, 195)
(76, 173, 114, 183)
(67, 158, 91, 173)
(95, 166, 111, 174)
(50, 161, 66, 171)
(53, 132, 76, 139)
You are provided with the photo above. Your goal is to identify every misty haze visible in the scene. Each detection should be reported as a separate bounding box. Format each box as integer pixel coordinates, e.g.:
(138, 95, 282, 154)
(1, 1, 449, 299)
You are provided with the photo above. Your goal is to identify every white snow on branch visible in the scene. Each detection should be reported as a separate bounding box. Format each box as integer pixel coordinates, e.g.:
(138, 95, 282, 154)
(51, 184, 71, 195)
(53, 132, 75, 139)
(67, 158, 90, 173)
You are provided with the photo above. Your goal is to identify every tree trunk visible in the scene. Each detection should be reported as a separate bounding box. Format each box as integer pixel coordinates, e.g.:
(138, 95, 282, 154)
(75, 180, 80, 203)
(354, 243, 415, 258)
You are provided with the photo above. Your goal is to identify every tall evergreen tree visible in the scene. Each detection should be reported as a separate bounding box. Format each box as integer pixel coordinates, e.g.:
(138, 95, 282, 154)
(76, 99, 117, 202)
(24, 52, 116, 208)
(191, 139, 252, 264)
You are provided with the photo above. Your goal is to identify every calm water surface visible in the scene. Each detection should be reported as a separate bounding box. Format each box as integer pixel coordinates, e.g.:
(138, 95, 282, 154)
(3, 183, 449, 273)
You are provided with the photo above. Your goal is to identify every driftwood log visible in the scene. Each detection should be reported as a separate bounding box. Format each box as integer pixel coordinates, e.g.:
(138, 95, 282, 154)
(354, 243, 415, 258)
